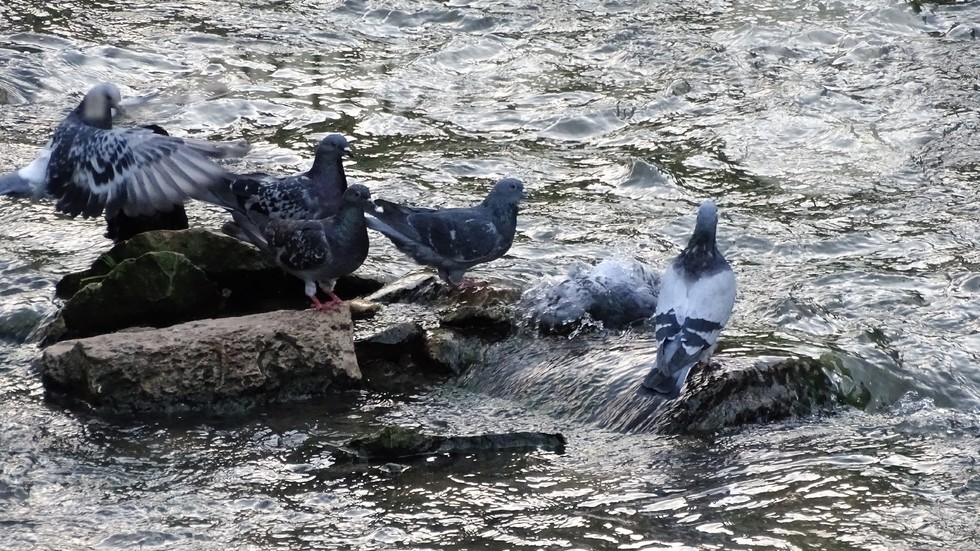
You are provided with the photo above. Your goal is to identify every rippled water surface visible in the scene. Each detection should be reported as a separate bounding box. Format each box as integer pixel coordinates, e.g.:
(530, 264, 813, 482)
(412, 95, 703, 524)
(2, 0, 979, 549)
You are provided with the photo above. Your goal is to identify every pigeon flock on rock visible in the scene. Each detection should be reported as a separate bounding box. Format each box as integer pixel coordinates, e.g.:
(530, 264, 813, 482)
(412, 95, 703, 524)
(0, 82, 739, 397)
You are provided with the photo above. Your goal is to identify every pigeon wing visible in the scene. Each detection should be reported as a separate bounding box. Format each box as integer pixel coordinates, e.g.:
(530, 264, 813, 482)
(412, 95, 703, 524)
(47, 125, 232, 219)
(406, 208, 499, 264)
(266, 220, 332, 272)
(644, 264, 736, 394)
(366, 199, 434, 243)
(230, 174, 320, 220)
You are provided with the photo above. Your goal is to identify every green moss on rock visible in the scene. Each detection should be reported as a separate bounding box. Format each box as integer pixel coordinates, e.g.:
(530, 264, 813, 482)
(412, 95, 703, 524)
(56, 229, 271, 299)
(61, 251, 224, 338)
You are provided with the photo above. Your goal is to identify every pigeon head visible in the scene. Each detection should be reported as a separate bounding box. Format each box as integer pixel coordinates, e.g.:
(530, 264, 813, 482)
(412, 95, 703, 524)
(691, 200, 719, 245)
(78, 83, 122, 130)
(318, 134, 354, 158)
(342, 184, 372, 206)
(677, 200, 727, 276)
(484, 178, 525, 207)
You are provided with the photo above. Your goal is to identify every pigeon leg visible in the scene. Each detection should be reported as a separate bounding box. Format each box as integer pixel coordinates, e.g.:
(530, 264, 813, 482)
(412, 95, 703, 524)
(308, 294, 327, 310)
(310, 291, 343, 312)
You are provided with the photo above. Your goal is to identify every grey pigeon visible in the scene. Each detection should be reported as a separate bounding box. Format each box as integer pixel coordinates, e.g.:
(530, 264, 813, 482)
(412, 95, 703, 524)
(365, 178, 524, 286)
(102, 125, 189, 241)
(0, 83, 248, 230)
(228, 134, 352, 221)
(642, 200, 736, 397)
(262, 184, 372, 311)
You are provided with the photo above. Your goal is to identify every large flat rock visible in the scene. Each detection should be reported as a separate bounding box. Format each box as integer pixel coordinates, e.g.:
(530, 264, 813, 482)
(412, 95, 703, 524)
(37, 308, 361, 414)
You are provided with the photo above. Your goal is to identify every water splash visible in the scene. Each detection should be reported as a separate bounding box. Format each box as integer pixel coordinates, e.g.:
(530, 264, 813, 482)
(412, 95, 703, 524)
(518, 256, 661, 335)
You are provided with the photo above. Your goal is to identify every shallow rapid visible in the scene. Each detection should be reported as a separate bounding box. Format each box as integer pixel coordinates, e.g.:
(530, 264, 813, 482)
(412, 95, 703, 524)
(1, 0, 979, 549)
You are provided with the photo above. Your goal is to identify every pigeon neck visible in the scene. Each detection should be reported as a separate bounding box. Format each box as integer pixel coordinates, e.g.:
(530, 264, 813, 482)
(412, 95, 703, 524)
(309, 153, 343, 181)
(677, 231, 723, 277)
(336, 202, 367, 228)
(482, 197, 518, 218)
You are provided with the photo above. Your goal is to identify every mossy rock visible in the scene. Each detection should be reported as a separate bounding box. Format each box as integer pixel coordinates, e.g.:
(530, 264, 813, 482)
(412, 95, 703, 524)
(0, 306, 48, 344)
(341, 425, 566, 461)
(439, 304, 515, 339)
(60, 251, 224, 338)
(56, 229, 272, 299)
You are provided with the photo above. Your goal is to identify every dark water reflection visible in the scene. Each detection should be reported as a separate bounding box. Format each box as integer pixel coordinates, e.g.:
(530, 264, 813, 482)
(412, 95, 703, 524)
(2, 0, 980, 548)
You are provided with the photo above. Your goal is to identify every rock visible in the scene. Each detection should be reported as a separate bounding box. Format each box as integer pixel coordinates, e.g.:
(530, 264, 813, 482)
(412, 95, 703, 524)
(360, 321, 426, 348)
(340, 425, 566, 461)
(367, 273, 522, 306)
(667, 78, 692, 96)
(596, 356, 844, 434)
(354, 320, 455, 393)
(58, 251, 225, 340)
(424, 328, 486, 375)
(48, 229, 387, 342)
(55, 228, 272, 300)
(347, 299, 383, 320)
(439, 304, 514, 340)
(37, 308, 360, 414)
(104, 205, 189, 243)
(333, 274, 385, 301)
(0, 305, 49, 344)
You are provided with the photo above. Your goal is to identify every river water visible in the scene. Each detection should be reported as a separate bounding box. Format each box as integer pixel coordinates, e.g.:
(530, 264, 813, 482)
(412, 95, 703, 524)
(1, 0, 979, 549)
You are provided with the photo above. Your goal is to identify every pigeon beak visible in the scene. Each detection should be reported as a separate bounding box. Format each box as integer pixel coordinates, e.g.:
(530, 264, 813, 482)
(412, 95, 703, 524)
(343, 146, 354, 158)
(111, 106, 124, 118)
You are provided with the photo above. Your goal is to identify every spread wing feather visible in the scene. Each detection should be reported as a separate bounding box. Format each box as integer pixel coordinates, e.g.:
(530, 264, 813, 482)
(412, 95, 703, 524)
(47, 125, 232, 219)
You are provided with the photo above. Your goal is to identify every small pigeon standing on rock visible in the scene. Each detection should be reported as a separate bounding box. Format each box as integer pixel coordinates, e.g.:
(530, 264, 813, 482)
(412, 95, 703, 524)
(262, 184, 372, 311)
(642, 200, 736, 397)
(365, 178, 524, 287)
(0, 82, 248, 239)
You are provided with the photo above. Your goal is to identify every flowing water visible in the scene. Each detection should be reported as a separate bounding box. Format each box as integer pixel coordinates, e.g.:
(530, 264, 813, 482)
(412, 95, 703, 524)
(2, 0, 979, 549)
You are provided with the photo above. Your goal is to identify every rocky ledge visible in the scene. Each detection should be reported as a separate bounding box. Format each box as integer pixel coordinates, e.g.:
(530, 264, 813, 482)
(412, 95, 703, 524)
(28, 228, 867, 433)
(38, 308, 359, 414)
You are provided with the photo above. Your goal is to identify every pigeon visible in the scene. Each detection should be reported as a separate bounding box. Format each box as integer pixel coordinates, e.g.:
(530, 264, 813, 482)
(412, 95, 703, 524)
(222, 134, 353, 245)
(0, 82, 247, 238)
(103, 125, 189, 241)
(642, 200, 737, 397)
(365, 178, 525, 286)
(262, 184, 372, 311)
(227, 134, 353, 221)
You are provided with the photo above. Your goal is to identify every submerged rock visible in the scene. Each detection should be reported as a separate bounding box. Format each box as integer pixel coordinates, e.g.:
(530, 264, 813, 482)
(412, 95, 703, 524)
(340, 425, 566, 461)
(595, 356, 845, 434)
(0, 305, 49, 344)
(424, 328, 487, 375)
(37, 308, 360, 414)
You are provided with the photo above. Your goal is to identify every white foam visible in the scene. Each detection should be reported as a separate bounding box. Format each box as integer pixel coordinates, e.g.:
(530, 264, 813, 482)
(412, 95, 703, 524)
(520, 256, 662, 332)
